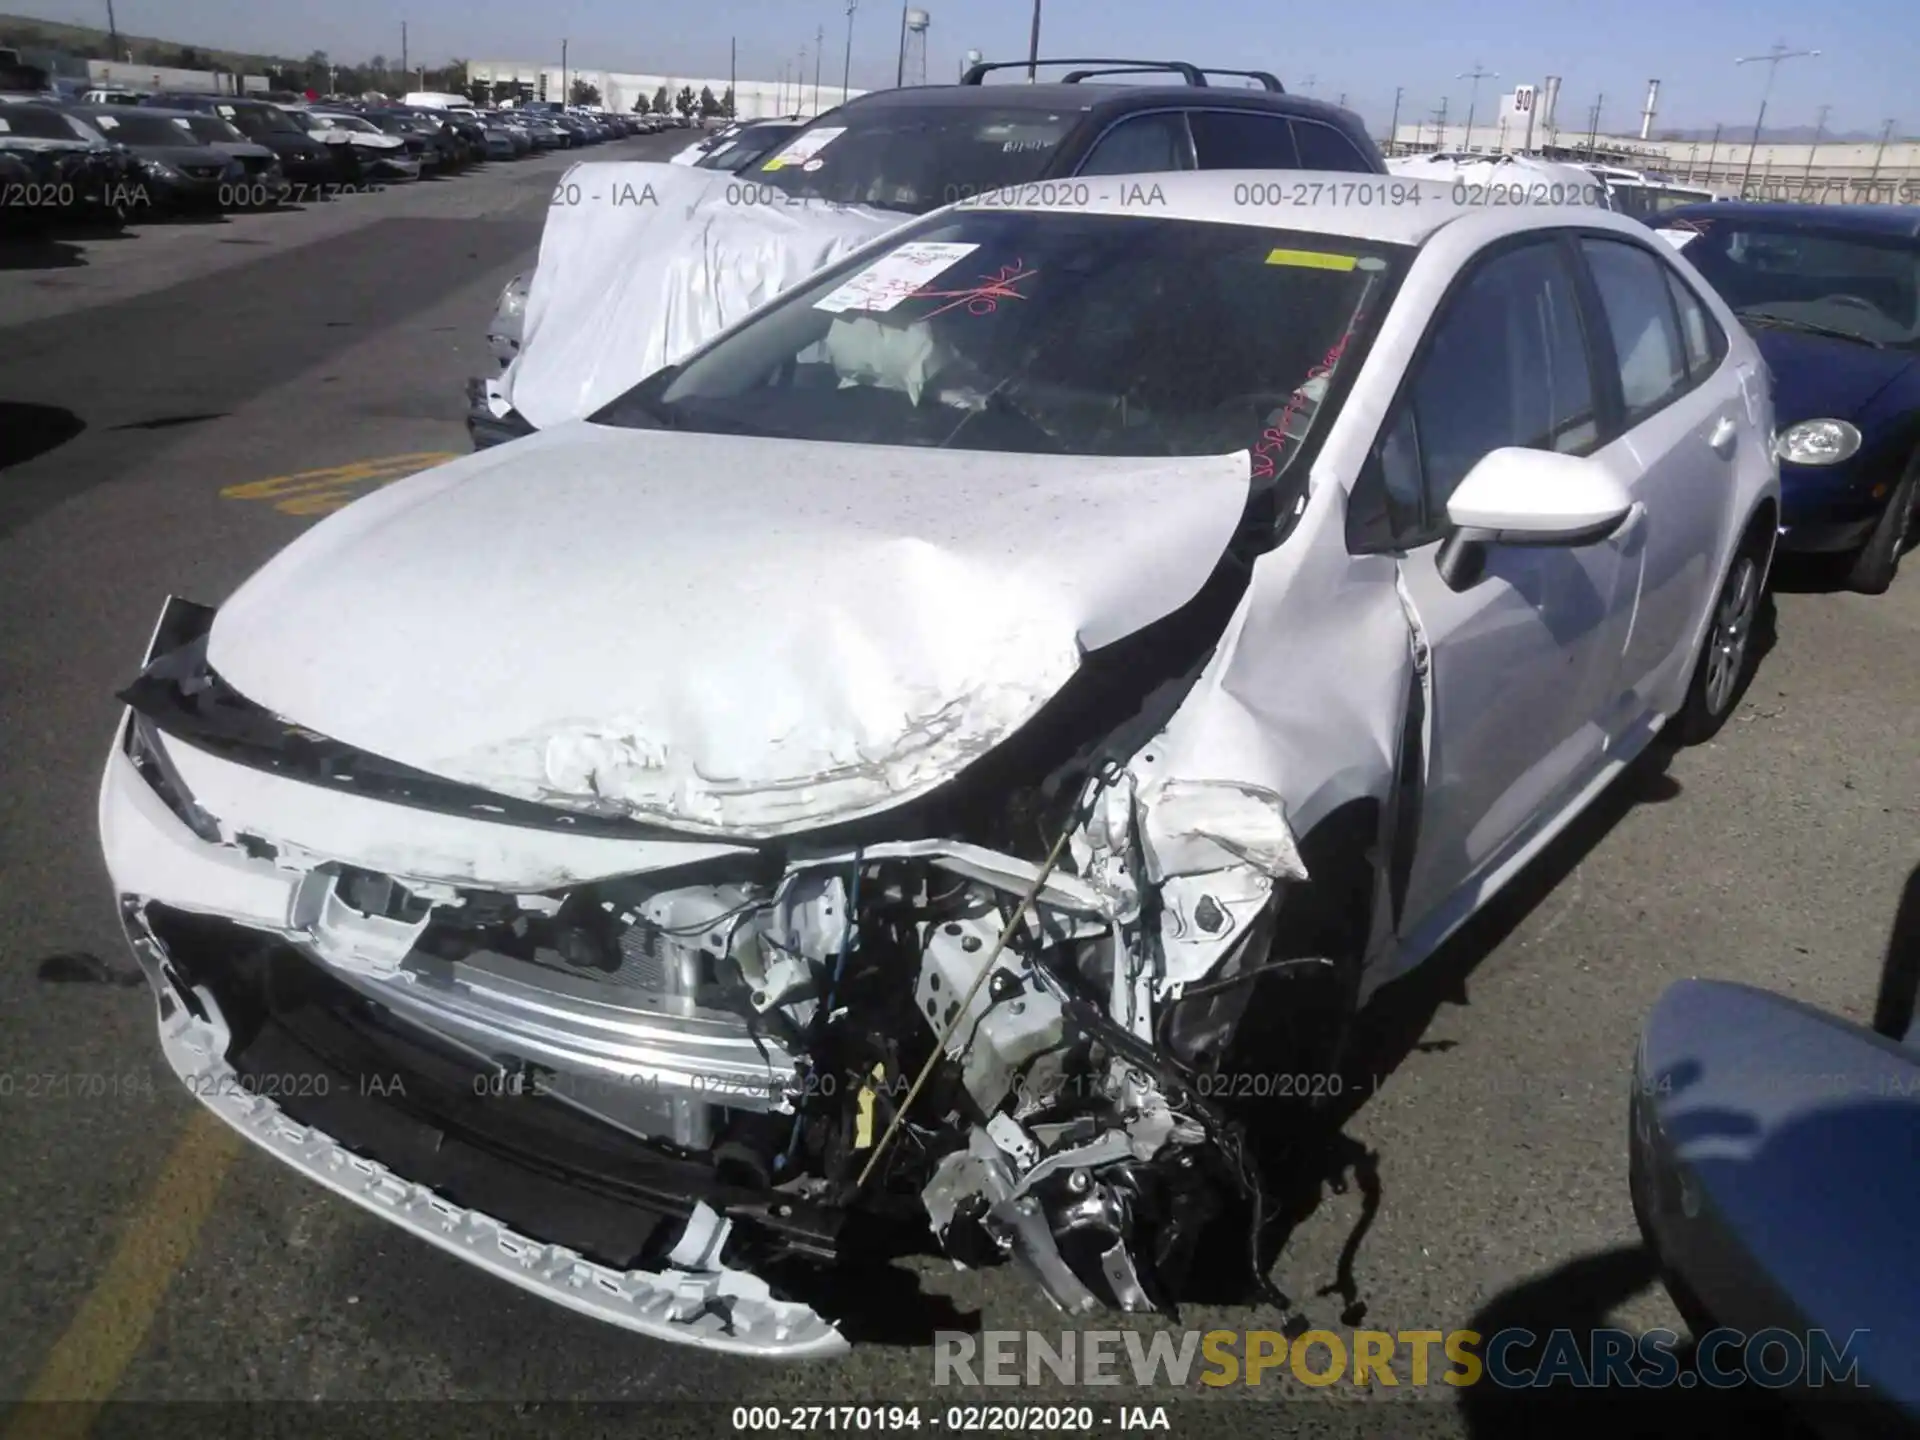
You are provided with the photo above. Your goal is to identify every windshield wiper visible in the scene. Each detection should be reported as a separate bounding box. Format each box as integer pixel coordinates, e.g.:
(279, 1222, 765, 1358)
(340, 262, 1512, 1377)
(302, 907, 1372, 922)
(1740, 312, 1887, 348)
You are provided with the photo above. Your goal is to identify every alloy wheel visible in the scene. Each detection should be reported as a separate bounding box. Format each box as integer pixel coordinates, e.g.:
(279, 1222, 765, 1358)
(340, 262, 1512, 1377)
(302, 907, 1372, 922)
(1702, 555, 1758, 718)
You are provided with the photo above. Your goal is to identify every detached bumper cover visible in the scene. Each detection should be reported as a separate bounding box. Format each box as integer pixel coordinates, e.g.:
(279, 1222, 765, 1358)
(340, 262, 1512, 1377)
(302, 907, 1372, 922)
(118, 903, 848, 1358)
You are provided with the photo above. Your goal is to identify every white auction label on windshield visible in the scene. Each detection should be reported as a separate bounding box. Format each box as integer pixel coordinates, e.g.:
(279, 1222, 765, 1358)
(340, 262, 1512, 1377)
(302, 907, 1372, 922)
(1654, 228, 1697, 250)
(813, 242, 981, 315)
(762, 126, 845, 170)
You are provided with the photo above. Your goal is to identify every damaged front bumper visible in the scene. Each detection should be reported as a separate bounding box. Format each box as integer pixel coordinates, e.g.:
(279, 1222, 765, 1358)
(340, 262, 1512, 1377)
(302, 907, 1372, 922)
(104, 597, 1319, 1346)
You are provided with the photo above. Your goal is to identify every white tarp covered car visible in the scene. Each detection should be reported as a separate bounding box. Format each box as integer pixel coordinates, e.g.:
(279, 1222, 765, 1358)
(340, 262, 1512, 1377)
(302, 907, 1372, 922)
(104, 172, 1778, 1356)
(1387, 150, 1618, 210)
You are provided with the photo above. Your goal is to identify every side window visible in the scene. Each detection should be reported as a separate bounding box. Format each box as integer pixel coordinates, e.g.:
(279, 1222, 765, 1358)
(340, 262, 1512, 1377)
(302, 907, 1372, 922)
(1363, 241, 1597, 543)
(1292, 121, 1373, 173)
(1580, 237, 1689, 420)
(1076, 113, 1191, 176)
(1187, 110, 1300, 170)
(1663, 267, 1727, 380)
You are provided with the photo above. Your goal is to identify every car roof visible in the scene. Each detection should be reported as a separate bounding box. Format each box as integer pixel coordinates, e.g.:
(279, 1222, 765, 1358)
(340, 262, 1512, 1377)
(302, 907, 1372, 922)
(839, 81, 1359, 127)
(958, 169, 1626, 246)
(79, 103, 198, 119)
(1660, 200, 1920, 238)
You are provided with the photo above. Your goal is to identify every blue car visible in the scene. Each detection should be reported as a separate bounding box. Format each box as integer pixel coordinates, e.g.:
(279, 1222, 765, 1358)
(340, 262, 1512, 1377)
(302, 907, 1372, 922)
(1659, 202, 1920, 592)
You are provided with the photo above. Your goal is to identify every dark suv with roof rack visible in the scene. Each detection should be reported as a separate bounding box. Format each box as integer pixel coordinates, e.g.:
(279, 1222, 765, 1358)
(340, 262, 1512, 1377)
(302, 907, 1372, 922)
(738, 57, 1384, 215)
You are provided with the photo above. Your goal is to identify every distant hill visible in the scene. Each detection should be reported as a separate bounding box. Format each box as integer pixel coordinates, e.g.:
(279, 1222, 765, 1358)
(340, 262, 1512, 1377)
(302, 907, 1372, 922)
(1653, 123, 1902, 144)
(0, 11, 283, 73)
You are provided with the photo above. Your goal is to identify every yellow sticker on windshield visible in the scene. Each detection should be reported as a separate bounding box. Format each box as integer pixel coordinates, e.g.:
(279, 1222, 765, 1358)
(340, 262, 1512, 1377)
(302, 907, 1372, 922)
(1266, 248, 1358, 271)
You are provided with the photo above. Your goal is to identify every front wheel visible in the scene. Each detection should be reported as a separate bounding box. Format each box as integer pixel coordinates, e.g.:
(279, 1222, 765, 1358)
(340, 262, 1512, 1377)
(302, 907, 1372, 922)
(1844, 463, 1919, 595)
(1673, 537, 1766, 745)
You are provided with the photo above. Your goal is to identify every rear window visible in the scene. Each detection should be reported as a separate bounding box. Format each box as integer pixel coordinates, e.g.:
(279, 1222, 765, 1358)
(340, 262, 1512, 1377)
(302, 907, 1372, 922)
(754, 106, 1078, 214)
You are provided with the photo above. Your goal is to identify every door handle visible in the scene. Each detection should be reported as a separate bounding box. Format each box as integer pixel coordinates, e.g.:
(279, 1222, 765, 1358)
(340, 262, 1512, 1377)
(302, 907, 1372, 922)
(1708, 415, 1739, 458)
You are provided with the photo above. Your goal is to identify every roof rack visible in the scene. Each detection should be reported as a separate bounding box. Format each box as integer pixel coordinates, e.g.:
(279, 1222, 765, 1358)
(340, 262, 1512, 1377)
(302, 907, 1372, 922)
(960, 58, 1209, 87)
(1196, 67, 1284, 93)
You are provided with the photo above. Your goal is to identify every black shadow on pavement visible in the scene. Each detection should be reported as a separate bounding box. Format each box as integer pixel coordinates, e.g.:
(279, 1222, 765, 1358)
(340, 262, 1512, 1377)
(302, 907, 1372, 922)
(0, 401, 86, 469)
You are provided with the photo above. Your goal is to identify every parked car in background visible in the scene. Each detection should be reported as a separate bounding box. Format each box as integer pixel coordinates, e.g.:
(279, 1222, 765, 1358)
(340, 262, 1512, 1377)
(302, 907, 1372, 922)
(80, 88, 146, 106)
(479, 116, 529, 159)
(359, 109, 468, 172)
(144, 95, 344, 189)
(287, 109, 420, 181)
(691, 118, 807, 172)
(0, 102, 139, 223)
(71, 105, 255, 212)
(1659, 202, 1920, 592)
(325, 108, 442, 173)
(1388, 150, 1617, 209)
(108, 175, 1778, 1352)
(672, 116, 791, 166)
(1587, 165, 1721, 217)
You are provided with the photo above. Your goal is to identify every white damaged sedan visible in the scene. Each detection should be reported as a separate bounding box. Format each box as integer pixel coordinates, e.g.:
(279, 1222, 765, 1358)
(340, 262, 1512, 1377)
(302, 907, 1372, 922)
(101, 171, 1778, 1355)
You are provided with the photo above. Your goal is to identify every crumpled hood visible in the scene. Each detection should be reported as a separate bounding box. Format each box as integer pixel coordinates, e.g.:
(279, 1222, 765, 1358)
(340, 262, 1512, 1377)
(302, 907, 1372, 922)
(1752, 329, 1918, 428)
(503, 161, 907, 430)
(207, 422, 1251, 838)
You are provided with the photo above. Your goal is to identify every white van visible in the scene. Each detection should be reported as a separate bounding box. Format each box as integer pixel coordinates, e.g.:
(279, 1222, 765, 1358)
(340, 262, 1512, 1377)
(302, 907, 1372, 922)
(402, 91, 477, 112)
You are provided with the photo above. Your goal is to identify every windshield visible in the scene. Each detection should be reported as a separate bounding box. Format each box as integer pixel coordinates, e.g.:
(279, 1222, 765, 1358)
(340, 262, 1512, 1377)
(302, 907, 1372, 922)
(1672, 218, 1920, 349)
(321, 114, 378, 134)
(753, 106, 1079, 214)
(698, 125, 804, 171)
(95, 112, 207, 145)
(174, 114, 247, 144)
(595, 209, 1401, 482)
(0, 107, 85, 140)
(227, 105, 301, 138)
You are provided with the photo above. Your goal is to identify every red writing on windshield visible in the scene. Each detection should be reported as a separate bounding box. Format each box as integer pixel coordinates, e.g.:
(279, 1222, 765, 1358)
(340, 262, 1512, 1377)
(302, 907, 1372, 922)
(1251, 317, 1363, 482)
(912, 259, 1035, 318)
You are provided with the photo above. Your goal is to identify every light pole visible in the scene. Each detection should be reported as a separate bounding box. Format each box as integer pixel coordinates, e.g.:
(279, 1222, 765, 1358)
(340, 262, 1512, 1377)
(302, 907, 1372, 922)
(1459, 61, 1496, 151)
(1386, 85, 1402, 151)
(896, 0, 908, 86)
(842, 0, 856, 103)
(1026, 0, 1041, 80)
(1736, 43, 1819, 199)
(104, 0, 119, 63)
(1868, 117, 1897, 188)
(560, 37, 568, 106)
(813, 25, 823, 114)
(1801, 101, 1829, 190)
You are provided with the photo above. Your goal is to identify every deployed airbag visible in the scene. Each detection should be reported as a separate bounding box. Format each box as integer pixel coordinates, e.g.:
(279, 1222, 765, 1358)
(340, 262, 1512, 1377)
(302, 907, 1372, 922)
(504, 162, 904, 430)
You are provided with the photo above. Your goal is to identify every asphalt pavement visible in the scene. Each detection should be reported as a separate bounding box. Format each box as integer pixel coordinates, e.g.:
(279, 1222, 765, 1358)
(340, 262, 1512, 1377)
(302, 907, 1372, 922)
(0, 127, 1915, 1439)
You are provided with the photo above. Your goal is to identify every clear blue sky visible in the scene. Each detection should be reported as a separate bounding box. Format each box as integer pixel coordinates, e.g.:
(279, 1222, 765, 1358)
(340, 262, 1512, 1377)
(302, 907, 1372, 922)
(19, 0, 1917, 136)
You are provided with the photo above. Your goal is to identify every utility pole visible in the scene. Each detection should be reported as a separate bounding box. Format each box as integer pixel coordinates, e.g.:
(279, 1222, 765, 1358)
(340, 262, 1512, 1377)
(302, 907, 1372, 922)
(1302, 74, 1317, 95)
(1336, 92, 1346, 109)
(1736, 42, 1820, 199)
(400, 21, 408, 82)
(896, 0, 908, 86)
(842, 2, 856, 103)
(1585, 93, 1603, 159)
(104, 0, 119, 62)
(1868, 117, 1896, 184)
(1801, 102, 1829, 187)
(1386, 85, 1403, 151)
(730, 36, 737, 116)
(1429, 96, 1448, 151)
(813, 25, 823, 114)
(560, 37, 568, 105)
(1026, 0, 1042, 80)
(1705, 122, 1722, 186)
(1458, 61, 1497, 151)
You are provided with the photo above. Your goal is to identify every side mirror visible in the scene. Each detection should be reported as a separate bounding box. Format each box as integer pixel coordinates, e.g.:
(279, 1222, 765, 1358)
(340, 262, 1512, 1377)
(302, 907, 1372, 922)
(1436, 448, 1635, 590)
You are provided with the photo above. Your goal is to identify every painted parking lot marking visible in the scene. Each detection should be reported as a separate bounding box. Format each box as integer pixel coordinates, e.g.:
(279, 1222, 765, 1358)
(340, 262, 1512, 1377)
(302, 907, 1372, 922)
(4, 1111, 242, 1436)
(220, 451, 458, 515)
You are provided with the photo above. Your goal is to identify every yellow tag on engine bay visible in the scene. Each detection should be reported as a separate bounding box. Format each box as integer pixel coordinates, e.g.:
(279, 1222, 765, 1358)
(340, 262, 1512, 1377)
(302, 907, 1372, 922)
(853, 1064, 883, 1150)
(1266, 248, 1358, 271)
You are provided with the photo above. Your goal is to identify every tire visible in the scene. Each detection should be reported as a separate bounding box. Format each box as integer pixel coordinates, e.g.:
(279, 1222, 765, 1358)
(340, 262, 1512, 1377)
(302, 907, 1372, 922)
(1672, 529, 1768, 746)
(1843, 460, 1919, 595)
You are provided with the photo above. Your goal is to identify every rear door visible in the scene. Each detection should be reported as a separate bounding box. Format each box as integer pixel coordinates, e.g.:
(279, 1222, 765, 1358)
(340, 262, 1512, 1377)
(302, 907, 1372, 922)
(1573, 234, 1748, 725)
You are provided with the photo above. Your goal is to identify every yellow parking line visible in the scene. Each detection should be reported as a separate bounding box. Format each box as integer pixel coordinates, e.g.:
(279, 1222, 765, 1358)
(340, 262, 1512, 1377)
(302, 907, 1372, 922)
(221, 452, 458, 514)
(4, 1111, 243, 1438)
